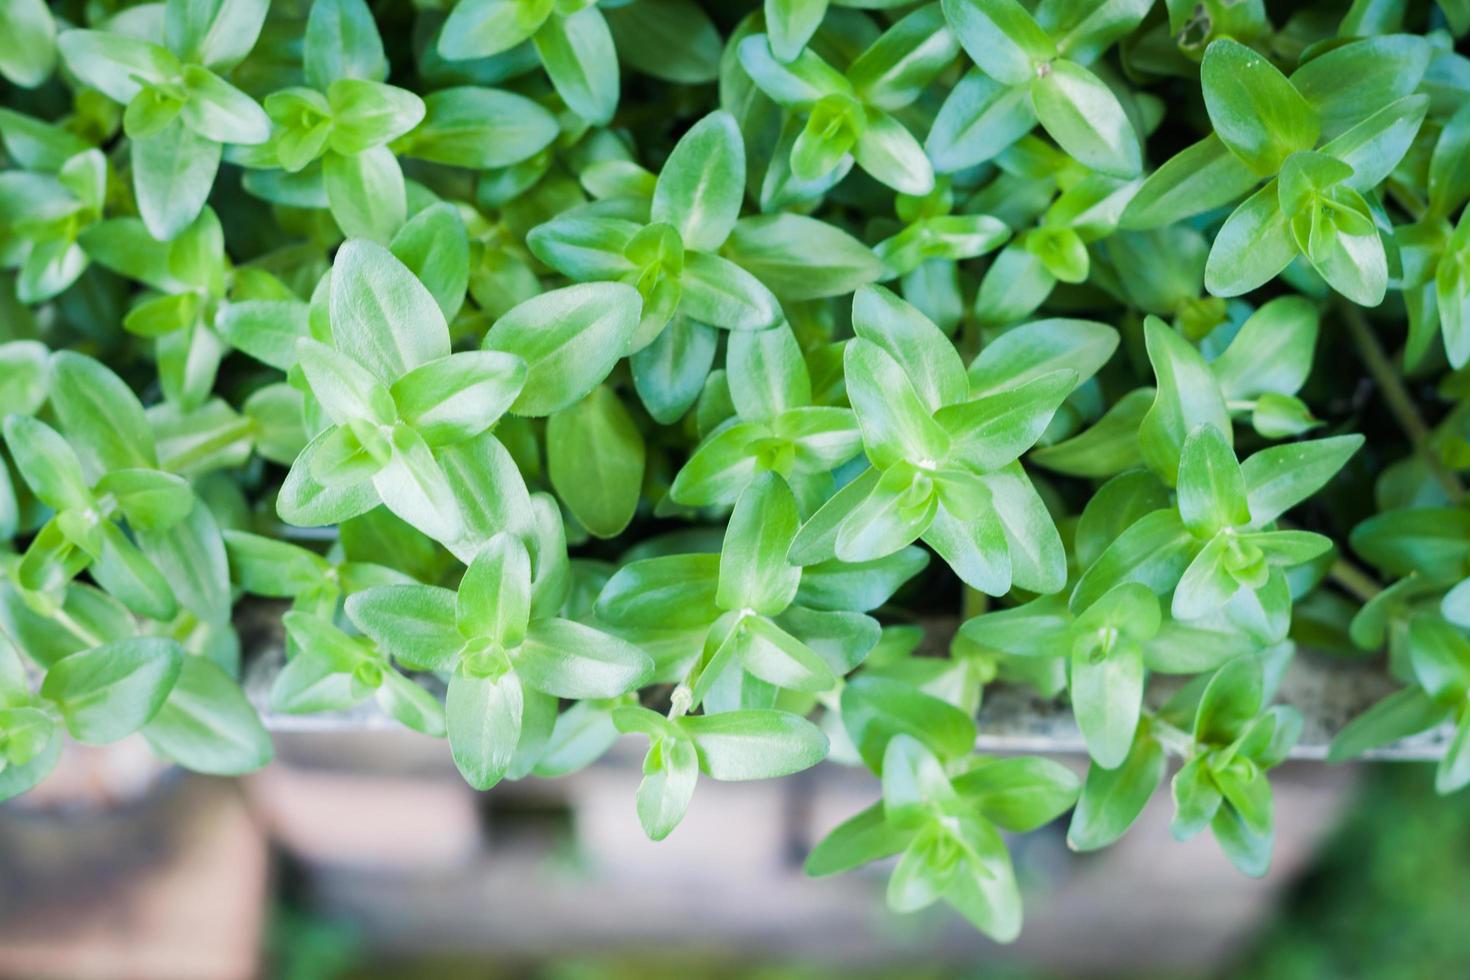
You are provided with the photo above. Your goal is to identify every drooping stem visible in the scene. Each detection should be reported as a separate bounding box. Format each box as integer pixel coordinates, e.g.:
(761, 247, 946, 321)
(1339, 300, 1465, 504)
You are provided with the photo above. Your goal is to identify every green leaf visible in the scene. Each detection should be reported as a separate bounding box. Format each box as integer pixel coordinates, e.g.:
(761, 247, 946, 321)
(1327, 686, 1452, 763)
(1177, 424, 1249, 538)
(376, 670, 447, 737)
(1194, 656, 1264, 746)
(328, 79, 425, 155)
(517, 617, 652, 699)
(679, 251, 782, 330)
(1030, 60, 1141, 178)
(1071, 635, 1144, 770)
(854, 109, 935, 196)
(852, 285, 968, 412)
(718, 473, 803, 615)
(330, 238, 450, 381)
(447, 664, 523, 790)
(764, 0, 827, 64)
(726, 326, 811, 422)
(388, 206, 468, 322)
(845, 339, 950, 468)
(404, 87, 557, 170)
(1241, 434, 1363, 527)
(135, 489, 231, 624)
(632, 316, 718, 424)
(57, 30, 179, 105)
(1030, 387, 1150, 478)
(1204, 181, 1297, 298)
(652, 110, 745, 252)
(834, 465, 939, 563)
(737, 35, 851, 109)
(179, 66, 269, 144)
(604, 0, 720, 85)
(391, 350, 526, 446)
(438, 0, 545, 60)
(927, 70, 1037, 173)
(723, 214, 883, 301)
(41, 637, 184, 744)
(0, 0, 57, 88)
(680, 709, 828, 779)
(952, 756, 1081, 832)
(1067, 726, 1165, 850)
(458, 531, 533, 647)
(1138, 317, 1231, 486)
(1121, 134, 1260, 230)
(165, 0, 268, 70)
(966, 317, 1117, 397)
(533, 7, 619, 126)
(1429, 103, 1470, 218)
(132, 118, 221, 242)
(324, 145, 407, 242)
(142, 655, 273, 774)
(635, 734, 699, 840)
(484, 282, 642, 417)
(848, 4, 957, 112)
(1407, 615, 1470, 704)
(1438, 703, 1470, 794)
(1289, 35, 1430, 140)
(1200, 39, 1318, 176)
(2, 415, 93, 512)
(1070, 507, 1195, 612)
(1210, 296, 1318, 400)
(346, 585, 462, 671)
(597, 553, 722, 630)
(546, 386, 645, 538)
(936, 369, 1075, 473)
(841, 675, 977, 773)
(941, 0, 1055, 87)
(804, 802, 911, 876)
(534, 701, 620, 776)
(304, 0, 386, 88)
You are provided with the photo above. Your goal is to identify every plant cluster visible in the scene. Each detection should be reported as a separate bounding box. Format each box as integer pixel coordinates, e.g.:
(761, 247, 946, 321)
(1, 0, 1468, 942)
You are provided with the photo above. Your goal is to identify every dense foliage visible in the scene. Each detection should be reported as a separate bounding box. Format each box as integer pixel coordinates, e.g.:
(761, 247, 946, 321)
(1, 0, 1468, 942)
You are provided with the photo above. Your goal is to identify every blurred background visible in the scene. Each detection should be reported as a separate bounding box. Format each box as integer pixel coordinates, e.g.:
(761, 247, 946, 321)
(2, 726, 1467, 980)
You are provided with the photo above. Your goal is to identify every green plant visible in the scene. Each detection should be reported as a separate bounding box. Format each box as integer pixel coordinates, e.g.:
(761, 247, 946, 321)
(2, 0, 1468, 946)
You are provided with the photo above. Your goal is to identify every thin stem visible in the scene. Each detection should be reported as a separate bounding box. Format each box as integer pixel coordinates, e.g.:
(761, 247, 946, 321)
(1144, 713, 1196, 757)
(1339, 300, 1465, 504)
(1329, 557, 1383, 604)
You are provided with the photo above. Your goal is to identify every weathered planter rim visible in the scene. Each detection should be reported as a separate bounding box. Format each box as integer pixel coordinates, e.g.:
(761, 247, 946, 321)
(237, 604, 1450, 762)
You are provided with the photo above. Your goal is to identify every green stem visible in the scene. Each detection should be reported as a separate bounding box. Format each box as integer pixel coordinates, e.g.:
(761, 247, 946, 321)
(1145, 714, 1196, 757)
(1339, 300, 1465, 504)
(1329, 557, 1383, 604)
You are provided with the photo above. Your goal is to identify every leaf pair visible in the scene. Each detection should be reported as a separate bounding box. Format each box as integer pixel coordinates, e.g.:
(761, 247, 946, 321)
(1330, 615, 1470, 794)
(5, 351, 233, 625)
(438, 0, 619, 125)
(614, 703, 828, 840)
(739, 5, 956, 195)
(58, 0, 274, 238)
(279, 240, 527, 551)
(792, 286, 1084, 595)
(0, 125, 105, 302)
(529, 110, 781, 352)
(806, 734, 1078, 942)
(932, 0, 1146, 178)
(1168, 657, 1301, 876)
(669, 326, 863, 508)
(345, 531, 653, 789)
(600, 474, 886, 713)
